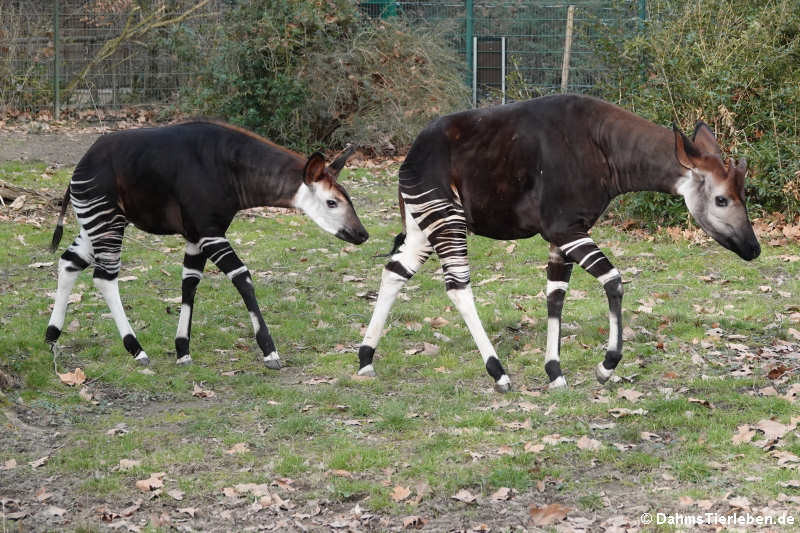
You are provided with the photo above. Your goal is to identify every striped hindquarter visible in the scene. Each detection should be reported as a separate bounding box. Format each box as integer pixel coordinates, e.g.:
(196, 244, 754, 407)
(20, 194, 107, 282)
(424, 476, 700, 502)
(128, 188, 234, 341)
(358, 188, 511, 392)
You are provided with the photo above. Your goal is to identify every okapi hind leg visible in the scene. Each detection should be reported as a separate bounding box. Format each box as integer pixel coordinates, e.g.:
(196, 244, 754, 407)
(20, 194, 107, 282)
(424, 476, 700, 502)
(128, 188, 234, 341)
(558, 236, 623, 384)
(544, 243, 574, 389)
(198, 236, 281, 369)
(46, 229, 93, 348)
(357, 210, 433, 377)
(175, 241, 207, 365)
(421, 198, 511, 393)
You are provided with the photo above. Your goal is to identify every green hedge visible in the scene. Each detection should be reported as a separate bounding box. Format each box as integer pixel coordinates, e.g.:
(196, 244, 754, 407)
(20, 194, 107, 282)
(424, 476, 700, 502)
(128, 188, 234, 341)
(595, 0, 800, 224)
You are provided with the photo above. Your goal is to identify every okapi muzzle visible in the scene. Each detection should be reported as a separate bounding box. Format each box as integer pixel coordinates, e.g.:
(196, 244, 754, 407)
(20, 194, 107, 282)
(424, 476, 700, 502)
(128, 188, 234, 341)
(674, 124, 760, 261)
(296, 147, 369, 245)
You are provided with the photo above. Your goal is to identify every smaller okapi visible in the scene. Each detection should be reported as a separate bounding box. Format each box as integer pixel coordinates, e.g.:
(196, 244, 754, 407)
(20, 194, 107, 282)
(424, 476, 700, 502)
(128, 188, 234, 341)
(47, 121, 368, 368)
(356, 94, 760, 392)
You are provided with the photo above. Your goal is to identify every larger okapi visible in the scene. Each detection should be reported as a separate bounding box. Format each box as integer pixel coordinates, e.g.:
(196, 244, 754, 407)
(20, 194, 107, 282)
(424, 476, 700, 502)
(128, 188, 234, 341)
(356, 94, 760, 392)
(47, 121, 368, 368)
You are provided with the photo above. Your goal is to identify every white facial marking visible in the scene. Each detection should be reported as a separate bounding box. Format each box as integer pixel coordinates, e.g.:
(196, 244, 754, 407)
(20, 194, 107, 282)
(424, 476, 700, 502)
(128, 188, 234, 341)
(293, 182, 345, 236)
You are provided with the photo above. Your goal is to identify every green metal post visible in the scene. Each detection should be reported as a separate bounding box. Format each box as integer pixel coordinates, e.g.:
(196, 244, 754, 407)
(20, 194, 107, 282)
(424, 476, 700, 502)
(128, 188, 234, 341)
(465, 0, 473, 89)
(53, 0, 60, 119)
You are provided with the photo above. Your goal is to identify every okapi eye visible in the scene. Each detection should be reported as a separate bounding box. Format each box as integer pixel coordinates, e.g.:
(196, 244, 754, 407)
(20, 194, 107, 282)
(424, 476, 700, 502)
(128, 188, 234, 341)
(326, 199, 338, 208)
(715, 196, 728, 207)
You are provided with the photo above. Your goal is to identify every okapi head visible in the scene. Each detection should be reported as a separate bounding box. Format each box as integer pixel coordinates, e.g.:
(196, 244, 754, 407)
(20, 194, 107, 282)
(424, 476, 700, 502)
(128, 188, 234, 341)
(295, 146, 369, 245)
(673, 122, 760, 260)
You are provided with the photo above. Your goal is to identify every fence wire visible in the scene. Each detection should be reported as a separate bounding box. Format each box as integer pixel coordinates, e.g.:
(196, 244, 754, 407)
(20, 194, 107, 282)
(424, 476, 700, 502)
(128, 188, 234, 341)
(1, 0, 641, 115)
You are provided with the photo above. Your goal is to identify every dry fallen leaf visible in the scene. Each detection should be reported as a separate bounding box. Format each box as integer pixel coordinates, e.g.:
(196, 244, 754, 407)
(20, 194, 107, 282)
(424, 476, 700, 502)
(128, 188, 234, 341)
(35, 486, 52, 502)
(43, 506, 67, 518)
(330, 469, 353, 479)
(688, 397, 715, 409)
(616, 388, 643, 402)
(224, 442, 249, 455)
(2, 459, 17, 470)
(529, 503, 570, 526)
(452, 489, 477, 504)
(118, 459, 142, 471)
(191, 382, 215, 398)
(135, 472, 165, 492)
(392, 485, 411, 502)
(402, 515, 426, 529)
(576, 436, 602, 451)
(58, 368, 86, 387)
(608, 407, 648, 418)
(732, 425, 756, 445)
(167, 489, 184, 501)
(524, 442, 545, 453)
(29, 455, 49, 468)
(106, 423, 129, 436)
(490, 487, 512, 502)
(429, 316, 449, 328)
(177, 507, 198, 517)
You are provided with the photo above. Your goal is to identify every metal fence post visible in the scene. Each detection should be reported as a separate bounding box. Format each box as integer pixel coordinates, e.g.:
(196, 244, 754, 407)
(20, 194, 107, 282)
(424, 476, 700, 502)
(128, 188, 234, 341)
(472, 36, 477, 108)
(560, 5, 575, 94)
(53, 0, 60, 119)
(501, 36, 506, 105)
(465, 0, 473, 97)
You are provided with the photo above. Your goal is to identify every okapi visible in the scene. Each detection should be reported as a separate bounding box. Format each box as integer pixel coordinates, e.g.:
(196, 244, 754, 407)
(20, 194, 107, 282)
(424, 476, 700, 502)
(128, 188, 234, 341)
(356, 94, 760, 392)
(46, 121, 368, 368)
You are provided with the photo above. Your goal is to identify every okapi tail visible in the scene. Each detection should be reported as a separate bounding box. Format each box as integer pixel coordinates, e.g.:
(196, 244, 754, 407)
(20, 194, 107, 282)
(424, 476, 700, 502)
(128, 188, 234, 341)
(50, 185, 71, 252)
(374, 191, 407, 258)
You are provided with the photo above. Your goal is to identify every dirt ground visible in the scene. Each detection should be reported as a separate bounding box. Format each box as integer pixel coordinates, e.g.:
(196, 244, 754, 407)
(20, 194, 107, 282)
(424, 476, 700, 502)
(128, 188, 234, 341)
(0, 128, 101, 165)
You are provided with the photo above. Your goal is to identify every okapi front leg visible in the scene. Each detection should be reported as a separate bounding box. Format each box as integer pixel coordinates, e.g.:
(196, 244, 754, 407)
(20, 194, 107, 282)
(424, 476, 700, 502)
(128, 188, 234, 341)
(544, 243, 574, 389)
(559, 236, 623, 384)
(358, 211, 433, 376)
(199, 237, 280, 369)
(175, 242, 207, 365)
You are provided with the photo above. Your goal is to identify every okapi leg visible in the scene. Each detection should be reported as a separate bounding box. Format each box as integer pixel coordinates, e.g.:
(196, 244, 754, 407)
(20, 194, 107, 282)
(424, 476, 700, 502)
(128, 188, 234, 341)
(558, 236, 623, 384)
(199, 237, 280, 369)
(175, 241, 207, 365)
(544, 243, 574, 389)
(358, 211, 432, 376)
(91, 226, 150, 365)
(46, 229, 93, 346)
(421, 199, 511, 392)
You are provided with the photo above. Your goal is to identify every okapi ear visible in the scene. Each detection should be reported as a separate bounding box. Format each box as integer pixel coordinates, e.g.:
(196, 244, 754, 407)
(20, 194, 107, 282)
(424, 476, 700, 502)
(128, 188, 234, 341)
(328, 144, 355, 178)
(303, 152, 327, 184)
(692, 121, 722, 157)
(673, 123, 701, 169)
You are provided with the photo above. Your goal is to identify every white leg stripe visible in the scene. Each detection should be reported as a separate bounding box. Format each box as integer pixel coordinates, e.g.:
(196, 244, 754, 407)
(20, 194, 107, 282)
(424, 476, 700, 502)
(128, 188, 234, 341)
(226, 266, 248, 280)
(548, 376, 567, 389)
(584, 256, 607, 272)
(597, 268, 621, 285)
(578, 249, 602, 267)
(182, 268, 203, 280)
(608, 312, 619, 352)
(185, 242, 201, 255)
(249, 311, 261, 335)
(135, 351, 149, 361)
(559, 237, 594, 254)
(546, 280, 569, 295)
(176, 304, 191, 338)
(264, 351, 280, 362)
(496, 374, 510, 387)
(176, 354, 192, 365)
(545, 317, 560, 362)
(447, 286, 497, 364)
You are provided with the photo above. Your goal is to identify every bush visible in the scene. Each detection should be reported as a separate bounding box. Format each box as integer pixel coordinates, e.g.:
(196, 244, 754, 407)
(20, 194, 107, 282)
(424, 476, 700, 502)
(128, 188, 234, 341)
(594, 0, 800, 225)
(184, 1, 468, 154)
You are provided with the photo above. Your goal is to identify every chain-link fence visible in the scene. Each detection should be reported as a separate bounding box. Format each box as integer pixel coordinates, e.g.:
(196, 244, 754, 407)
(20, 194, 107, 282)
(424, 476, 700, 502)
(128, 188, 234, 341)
(1, 0, 643, 116)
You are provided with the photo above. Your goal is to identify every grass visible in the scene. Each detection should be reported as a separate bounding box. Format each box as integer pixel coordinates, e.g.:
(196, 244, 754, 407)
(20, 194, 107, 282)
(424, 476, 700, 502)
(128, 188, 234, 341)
(1, 159, 799, 529)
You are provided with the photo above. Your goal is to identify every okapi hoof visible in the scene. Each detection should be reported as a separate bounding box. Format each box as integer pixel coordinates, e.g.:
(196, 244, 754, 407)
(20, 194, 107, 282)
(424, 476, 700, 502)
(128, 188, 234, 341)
(176, 354, 192, 366)
(595, 362, 614, 384)
(263, 352, 282, 370)
(493, 374, 512, 393)
(357, 364, 376, 378)
(134, 352, 150, 366)
(548, 376, 567, 390)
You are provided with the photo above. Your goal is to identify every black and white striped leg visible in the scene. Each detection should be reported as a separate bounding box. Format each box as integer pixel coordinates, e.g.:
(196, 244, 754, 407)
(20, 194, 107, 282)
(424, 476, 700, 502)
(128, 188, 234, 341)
(558, 236, 623, 384)
(544, 244, 574, 389)
(198, 237, 280, 369)
(46, 229, 93, 347)
(91, 228, 150, 365)
(419, 195, 510, 392)
(358, 210, 433, 377)
(175, 242, 207, 365)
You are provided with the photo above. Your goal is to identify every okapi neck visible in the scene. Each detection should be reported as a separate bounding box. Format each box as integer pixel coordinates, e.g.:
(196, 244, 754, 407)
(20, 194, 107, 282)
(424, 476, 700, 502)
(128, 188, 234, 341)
(233, 149, 306, 210)
(598, 119, 686, 198)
